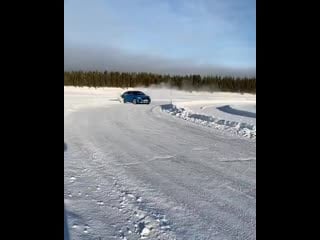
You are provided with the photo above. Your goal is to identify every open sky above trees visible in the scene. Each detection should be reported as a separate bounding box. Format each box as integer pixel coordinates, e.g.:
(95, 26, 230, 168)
(64, 0, 256, 77)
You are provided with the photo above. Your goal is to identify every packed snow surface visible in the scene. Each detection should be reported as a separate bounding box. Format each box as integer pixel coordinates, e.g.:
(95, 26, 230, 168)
(64, 87, 256, 240)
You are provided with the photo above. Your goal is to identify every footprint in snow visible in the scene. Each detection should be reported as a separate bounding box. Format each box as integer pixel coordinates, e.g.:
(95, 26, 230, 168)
(83, 225, 90, 233)
(97, 201, 104, 206)
(141, 227, 151, 238)
(127, 194, 135, 199)
(69, 176, 76, 183)
(72, 224, 78, 229)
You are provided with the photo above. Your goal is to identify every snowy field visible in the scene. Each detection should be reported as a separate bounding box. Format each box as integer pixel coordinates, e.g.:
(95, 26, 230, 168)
(64, 86, 256, 240)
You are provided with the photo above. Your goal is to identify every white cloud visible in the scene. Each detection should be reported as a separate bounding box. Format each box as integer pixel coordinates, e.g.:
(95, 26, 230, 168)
(64, 42, 255, 77)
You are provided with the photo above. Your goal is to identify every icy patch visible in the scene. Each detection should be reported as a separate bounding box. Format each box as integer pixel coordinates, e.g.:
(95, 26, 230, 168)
(217, 105, 256, 118)
(161, 104, 256, 139)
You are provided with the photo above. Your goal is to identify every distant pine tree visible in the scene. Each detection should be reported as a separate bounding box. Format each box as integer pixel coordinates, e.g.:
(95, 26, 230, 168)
(64, 71, 256, 93)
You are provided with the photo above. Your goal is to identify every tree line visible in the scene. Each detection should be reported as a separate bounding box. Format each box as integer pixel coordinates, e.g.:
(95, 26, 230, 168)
(64, 71, 256, 93)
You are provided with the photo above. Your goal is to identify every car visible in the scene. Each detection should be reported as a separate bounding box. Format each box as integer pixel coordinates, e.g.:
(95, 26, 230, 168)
(120, 91, 151, 104)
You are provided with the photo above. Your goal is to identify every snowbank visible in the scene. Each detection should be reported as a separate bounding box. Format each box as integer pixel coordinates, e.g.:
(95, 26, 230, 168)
(161, 104, 256, 139)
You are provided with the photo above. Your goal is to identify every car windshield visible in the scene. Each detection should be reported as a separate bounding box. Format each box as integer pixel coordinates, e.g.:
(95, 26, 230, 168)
(132, 91, 145, 95)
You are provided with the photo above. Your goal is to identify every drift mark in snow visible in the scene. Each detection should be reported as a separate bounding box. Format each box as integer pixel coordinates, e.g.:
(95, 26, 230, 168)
(161, 104, 256, 139)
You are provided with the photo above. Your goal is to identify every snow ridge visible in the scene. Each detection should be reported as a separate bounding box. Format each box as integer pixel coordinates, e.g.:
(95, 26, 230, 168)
(161, 104, 256, 139)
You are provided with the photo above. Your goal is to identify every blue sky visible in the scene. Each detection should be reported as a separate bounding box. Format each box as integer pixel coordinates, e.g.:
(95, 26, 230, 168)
(64, 0, 255, 76)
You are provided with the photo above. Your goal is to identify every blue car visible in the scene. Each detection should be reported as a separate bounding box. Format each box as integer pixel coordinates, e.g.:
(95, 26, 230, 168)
(121, 91, 151, 104)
